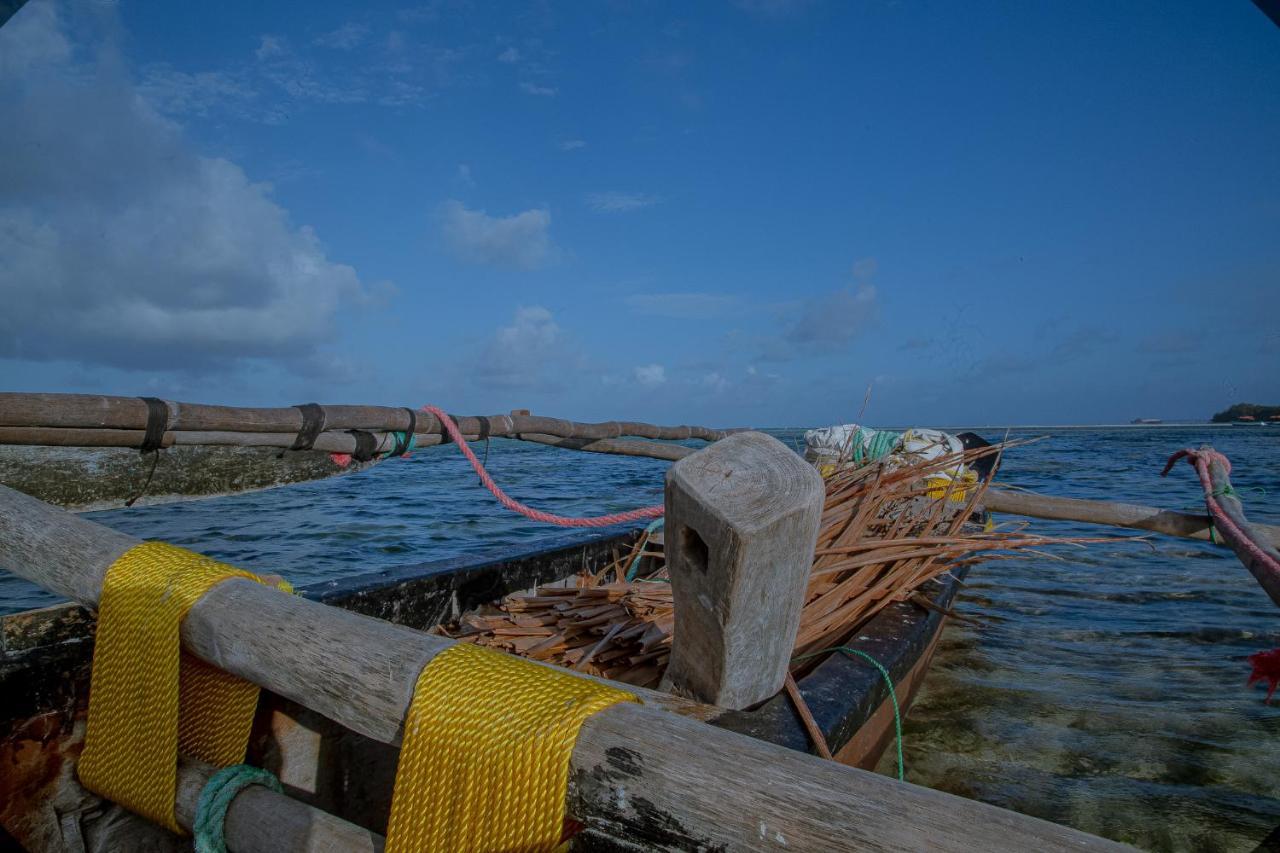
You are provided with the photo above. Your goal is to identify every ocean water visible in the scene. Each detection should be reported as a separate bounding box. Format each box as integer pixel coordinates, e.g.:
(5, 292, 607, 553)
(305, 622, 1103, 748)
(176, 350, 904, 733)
(2, 425, 1278, 850)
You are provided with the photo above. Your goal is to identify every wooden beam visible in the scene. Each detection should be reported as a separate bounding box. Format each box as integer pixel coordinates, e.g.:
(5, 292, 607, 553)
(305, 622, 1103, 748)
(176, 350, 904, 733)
(0, 393, 733, 442)
(660, 432, 824, 709)
(174, 758, 384, 853)
(0, 484, 1127, 852)
(514, 433, 693, 461)
(983, 488, 1280, 549)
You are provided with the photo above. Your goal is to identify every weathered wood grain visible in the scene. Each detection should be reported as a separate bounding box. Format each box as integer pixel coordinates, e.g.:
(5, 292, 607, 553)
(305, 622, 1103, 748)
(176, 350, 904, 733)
(174, 758, 384, 853)
(0, 393, 733, 442)
(660, 432, 824, 709)
(984, 488, 1280, 549)
(0, 484, 1130, 851)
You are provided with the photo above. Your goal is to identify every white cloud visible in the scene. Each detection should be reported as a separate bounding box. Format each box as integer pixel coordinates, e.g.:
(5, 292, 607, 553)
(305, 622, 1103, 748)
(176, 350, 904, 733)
(700, 371, 728, 392)
(634, 364, 667, 387)
(559, 139, 586, 151)
(519, 81, 557, 97)
(0, 3, 373, 374)
(0, 0, 69, 77)
(783, 285, 879, 346)
(585, 191, 661, 213)
(138, 66, 256, 118)
(314, 22, 370, 51)
(625, 292, 735, 319)
(497, 47, 521, 63)
(474, 307, 566, 390)
(255, 35, 286, 61)
(439, 201, 558, 269)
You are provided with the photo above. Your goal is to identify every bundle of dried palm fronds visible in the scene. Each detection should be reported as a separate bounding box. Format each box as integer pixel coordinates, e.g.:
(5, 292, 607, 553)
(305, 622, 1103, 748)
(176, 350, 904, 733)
(436, 440, 1103, 689)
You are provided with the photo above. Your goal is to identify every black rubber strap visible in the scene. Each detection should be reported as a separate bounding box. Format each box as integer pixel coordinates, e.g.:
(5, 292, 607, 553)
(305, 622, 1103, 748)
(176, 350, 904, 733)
(437, 413, 465, 446)
(391, 409, 416, 457)
(347, 430, 379, 463)
(138, 397, 169, 453)
(289, 403, 327, 451)
(476, 416, 491, 441)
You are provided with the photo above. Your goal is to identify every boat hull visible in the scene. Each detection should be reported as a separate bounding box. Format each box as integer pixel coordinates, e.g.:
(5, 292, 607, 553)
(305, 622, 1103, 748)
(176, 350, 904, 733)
(1, 525, 961, 850)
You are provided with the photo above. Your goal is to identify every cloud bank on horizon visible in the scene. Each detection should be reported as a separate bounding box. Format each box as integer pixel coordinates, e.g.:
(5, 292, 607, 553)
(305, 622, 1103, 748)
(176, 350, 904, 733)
(0, 0, 1277, 426)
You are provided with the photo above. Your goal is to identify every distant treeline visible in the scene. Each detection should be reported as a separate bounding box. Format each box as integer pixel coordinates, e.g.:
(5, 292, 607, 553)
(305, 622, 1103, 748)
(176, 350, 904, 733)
(1211, 403, 1280, 423)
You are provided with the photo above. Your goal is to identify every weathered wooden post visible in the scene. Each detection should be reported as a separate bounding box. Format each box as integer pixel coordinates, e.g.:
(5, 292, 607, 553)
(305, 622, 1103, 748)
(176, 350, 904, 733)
(660, 431, 824, 709)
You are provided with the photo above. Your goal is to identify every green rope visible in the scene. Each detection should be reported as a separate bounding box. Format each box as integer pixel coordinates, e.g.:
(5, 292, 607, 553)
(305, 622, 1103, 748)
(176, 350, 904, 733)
(850, 428, 900, 466)
(792, 646, 905, 781)
(194, 764, 283, 853)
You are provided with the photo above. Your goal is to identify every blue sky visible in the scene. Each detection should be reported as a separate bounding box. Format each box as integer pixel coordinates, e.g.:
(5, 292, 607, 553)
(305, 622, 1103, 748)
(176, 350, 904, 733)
(1, 0, 1277, 427)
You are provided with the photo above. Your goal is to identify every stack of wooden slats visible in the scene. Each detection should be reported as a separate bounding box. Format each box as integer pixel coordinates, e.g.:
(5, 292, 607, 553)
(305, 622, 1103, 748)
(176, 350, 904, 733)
(439, 440, 1105, 688)
(445, 556, 675, 686)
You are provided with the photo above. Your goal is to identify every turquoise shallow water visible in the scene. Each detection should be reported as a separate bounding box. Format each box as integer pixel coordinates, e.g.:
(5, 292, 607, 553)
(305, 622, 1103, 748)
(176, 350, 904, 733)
(2, 425, 1278, 850)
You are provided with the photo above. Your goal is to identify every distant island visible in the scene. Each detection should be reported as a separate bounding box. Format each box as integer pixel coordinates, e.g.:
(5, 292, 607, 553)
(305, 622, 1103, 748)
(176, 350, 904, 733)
(1211, 403, 1280, 423)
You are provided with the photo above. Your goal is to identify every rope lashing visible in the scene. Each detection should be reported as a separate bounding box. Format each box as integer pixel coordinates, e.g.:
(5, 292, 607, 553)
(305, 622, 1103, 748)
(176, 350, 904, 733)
(385, 642, 638, 853)
(193, 764, 283, 853)
(1161, 448, 1280, 585)
(125, 396, 170, 507)
(78, 542, 291, 833)
(279, 403, 326, 458)
(422, 405, 664, 528)
(389, 407, 417, 457)
(792, 646, 905, 781)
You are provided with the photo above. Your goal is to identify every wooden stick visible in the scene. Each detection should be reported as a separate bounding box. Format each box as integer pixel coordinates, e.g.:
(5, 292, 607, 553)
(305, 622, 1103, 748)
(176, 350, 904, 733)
(783, 673, 834, 760)
(174, 758, 384, 853)
(0, 427, 698, 461)
(515, 433, 693, 461)
(0, 393, 734, 442)
(984, 488, 1280, 549)
(0, 484, 1125, 852)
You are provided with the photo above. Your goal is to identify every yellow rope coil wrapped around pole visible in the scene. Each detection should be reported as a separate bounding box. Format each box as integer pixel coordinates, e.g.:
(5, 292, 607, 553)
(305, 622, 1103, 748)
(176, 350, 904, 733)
(386, 642, 638, 853)
(78, 542, 290, 833)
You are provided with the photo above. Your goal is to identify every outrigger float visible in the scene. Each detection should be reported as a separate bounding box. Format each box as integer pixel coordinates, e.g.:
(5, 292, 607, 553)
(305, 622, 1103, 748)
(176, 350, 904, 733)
(1, 393, 1277, 851)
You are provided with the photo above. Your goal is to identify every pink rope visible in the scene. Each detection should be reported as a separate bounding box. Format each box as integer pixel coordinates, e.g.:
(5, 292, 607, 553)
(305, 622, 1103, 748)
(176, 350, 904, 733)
(421, 405, 664, 528)
(1161, 448, 1280, 577)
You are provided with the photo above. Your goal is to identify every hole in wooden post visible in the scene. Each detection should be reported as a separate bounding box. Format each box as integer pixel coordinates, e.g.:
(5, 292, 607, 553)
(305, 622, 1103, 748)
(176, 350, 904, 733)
(680, 525, 709, 575)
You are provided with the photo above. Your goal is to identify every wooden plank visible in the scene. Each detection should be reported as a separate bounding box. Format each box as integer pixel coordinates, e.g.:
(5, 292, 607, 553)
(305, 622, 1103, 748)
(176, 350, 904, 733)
(0, 484, 1129, 852)
(660, 432, 825, 709)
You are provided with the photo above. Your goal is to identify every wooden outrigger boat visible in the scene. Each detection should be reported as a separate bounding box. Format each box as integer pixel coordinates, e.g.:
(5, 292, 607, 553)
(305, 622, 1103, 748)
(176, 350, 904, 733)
(2, 393, 1277, 851)
(0, 523, 967, 849)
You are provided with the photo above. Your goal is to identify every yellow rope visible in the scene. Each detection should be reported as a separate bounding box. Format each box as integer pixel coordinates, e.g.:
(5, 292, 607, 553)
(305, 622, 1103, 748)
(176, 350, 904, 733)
(78, 542, 288, 833)
(386, 642, 638, 853)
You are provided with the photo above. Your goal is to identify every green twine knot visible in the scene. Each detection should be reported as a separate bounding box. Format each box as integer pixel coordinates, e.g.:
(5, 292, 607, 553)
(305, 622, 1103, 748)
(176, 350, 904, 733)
(194, 764, 283, 853)
(791, 646, 905, 781)
(1210, 484, 1237, 498)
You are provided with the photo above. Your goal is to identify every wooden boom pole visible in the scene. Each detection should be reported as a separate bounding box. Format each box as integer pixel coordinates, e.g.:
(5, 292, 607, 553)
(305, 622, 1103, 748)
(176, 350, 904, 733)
(0, 393, 734, 442)
(984, 488, 1280, 550)
(0, 479, 1126, 851)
